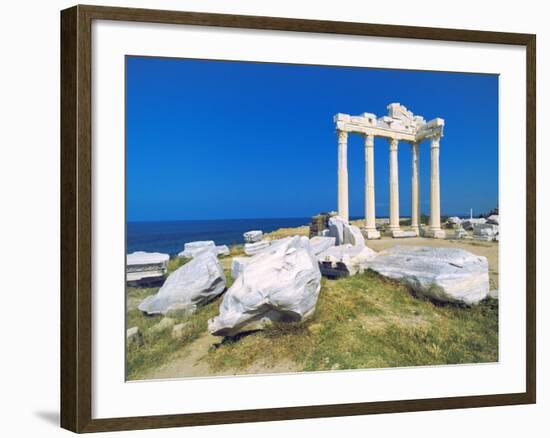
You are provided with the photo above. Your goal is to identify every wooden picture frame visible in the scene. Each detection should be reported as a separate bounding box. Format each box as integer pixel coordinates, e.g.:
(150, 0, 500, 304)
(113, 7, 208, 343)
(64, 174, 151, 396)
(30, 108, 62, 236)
(60, 4, 536, 433)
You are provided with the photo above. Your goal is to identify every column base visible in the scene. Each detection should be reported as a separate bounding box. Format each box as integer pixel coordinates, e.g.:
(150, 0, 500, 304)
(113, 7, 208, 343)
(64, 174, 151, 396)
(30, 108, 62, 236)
(363, 228, 381, 239)
(391, 230, 418, 238)
(386, 227, 402, 238)
(424, 228, 446, 239)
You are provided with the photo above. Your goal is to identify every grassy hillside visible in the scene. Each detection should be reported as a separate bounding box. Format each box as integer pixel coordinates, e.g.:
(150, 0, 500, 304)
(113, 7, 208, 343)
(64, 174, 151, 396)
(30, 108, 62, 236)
(126, 265, 498, 380)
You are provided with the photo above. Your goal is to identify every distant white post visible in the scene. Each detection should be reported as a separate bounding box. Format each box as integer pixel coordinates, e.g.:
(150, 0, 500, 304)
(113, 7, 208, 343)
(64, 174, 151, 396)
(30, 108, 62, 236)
(337, 130, 349, 222)
(364, 135, 380, 239)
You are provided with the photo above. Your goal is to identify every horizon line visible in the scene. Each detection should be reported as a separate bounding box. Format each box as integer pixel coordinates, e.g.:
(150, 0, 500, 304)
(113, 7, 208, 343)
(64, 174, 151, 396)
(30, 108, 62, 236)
(127, 212, 482, 223)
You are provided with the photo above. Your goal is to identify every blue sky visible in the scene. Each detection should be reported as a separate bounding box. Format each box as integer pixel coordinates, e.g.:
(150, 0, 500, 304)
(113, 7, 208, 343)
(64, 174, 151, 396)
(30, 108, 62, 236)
(126, 56, 498, 221)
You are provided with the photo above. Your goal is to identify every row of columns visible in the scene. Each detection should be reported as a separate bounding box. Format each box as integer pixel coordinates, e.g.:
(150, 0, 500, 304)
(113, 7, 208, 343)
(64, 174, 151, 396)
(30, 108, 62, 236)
(337, 131, 444, 238)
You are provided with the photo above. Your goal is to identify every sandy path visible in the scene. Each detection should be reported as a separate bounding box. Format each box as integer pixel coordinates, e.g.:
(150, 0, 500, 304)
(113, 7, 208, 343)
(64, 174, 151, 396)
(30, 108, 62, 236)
(142, 333, 299, 380)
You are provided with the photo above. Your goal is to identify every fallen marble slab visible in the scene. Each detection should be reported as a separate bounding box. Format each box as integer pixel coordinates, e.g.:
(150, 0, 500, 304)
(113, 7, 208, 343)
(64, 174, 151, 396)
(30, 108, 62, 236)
(126, 251, 170, 282)
(178, 240, 216, 258)
(244, 240, 271, 256)
(243, 230, 263, 243)
(317, 244, 377, 277)
(391, 230, 418, 238)
(368, 246, 490, 305)
(309, 236, 336, 256)
(453, 228, 468, 239)
(328, 215, 365, 246)
(139, 250, 226, 316)
(462, 218, 487, 230)
(216, 245, 230, 257)
(343, 223, 365, 246)
(328, 215, 345, 245)
(208, 236, 321, 337)
(473, 223, 499, 236)
(231, 256, 251, 279)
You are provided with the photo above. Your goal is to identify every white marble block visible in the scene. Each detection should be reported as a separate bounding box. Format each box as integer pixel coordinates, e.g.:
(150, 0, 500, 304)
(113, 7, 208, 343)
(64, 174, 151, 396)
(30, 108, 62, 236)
(209, 236, 321, 337)
(243, 230, 263, 243)
(139, 250, 226, 316)
(368, 246, 490, 305)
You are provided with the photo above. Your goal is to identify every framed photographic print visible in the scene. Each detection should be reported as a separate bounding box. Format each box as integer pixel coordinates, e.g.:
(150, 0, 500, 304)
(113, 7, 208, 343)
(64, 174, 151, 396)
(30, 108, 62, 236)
(60, 4, 536, 433)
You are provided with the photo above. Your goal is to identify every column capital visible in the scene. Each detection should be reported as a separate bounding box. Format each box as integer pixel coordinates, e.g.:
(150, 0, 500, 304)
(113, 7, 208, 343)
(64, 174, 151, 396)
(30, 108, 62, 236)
(337, 130, 348, 143)
(430, 135, 441, 148)
(364, 134, 374, 147)
(388, 137, 399, 151)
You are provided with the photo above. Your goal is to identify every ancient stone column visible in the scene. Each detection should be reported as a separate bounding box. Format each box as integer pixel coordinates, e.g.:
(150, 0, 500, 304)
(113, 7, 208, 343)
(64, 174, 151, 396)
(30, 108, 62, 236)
(427, 135, 445, 238)
(388, 138, 401, 235)
(410, 142, 420, 235)
(337, 130, 349, 222)
(364, 135, 380, 239)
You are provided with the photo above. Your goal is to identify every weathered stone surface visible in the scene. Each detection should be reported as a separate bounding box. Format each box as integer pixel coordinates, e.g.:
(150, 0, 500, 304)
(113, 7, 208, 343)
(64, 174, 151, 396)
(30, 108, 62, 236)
(343, 224, 365, 246)
(317, 244, 377, 276)
(309, 236, 336, 256)
(391, 230, 418, 238)
(244, 240, 271, 256)
(216, 245, 230, 257)
(368, 246, 489, 305)
(139, 250, 226, 316)
(462, 218, 487, 230)
(126, 251, 169, 282)
(445, 216, 462, 229)
(127, 326, 143, 346)
(231, 256, 251, 279)
(208, 236, 322, 337)
(473, 223, 499, 239)
(328, 215, 365, 246)
(488, 289, 499, 299)
(148, 317, 176, 334)
(486, 215, 499, 225)
(328, 216, 345, 245)
(178, 241, 216, 258)
(171, 322, 190, 340)
(127, 251, 169, 266)
(454, 228, 468, 239)
(243, 230, 263, 243)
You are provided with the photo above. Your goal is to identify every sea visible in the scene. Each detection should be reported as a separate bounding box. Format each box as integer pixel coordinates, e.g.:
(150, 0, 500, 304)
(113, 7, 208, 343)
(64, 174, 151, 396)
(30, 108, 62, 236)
(127, 213, 473, 256)
(127, 217, 311, 256)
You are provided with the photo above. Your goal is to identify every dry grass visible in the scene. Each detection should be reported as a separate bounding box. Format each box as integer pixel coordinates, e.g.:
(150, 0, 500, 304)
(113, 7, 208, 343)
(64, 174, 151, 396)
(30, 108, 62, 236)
(205, 270, 498, 373)
(264, 225, 310, 240)
(126, 225, 499, 379)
